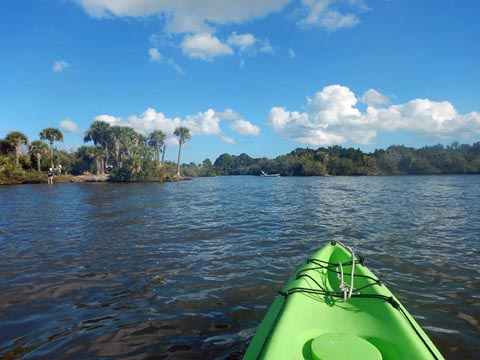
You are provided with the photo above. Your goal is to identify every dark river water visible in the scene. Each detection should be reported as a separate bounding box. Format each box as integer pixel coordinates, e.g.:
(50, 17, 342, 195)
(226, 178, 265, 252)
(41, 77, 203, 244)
(0, 176, 479, 359)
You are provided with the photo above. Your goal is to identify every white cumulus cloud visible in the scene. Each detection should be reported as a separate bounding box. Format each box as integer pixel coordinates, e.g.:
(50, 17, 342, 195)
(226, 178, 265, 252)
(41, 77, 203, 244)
(181, 33, 233, 60)
(53, 60, 71, 73)
(93, 107, 259, 146)
(221, 135, 236, 145)
(216, 109, 260, 136)
(361, 89, 389, 107)
(227, 32, 256, 51)
(267, 84, 480, 146)
(75, 0, 290, 33)
(74, 0, 363, 34)
(183, 109, 223, 136)
(230, 118, 260, 136)
(73, 0, 367, 66)
(94, 114, 120, 124)
(368, 99, 480, 139)
(59, 119, 82, 134)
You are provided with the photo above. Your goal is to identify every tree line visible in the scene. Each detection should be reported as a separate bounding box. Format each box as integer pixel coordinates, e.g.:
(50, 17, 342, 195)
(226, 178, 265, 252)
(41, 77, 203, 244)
(81, 120, 191, 179)
(0, 122, 191, 184)
(1, 122, 479, 185)
(211, 143, 480, 176)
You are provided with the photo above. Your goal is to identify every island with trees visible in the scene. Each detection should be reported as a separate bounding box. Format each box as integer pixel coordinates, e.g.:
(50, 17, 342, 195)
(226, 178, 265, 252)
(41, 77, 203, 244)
(1, 121, 479, 185)
(0, 121, 192, 184)
(210, 143, 480, 177)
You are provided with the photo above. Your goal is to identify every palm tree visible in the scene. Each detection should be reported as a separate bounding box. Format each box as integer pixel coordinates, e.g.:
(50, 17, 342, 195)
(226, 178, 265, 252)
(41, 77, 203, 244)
(5, 131, 29, 166)
(173, 126, 191, 175)
(40, 127, 64, 169)
(84, 120, 111, 174)
(29, 140, 49, 171)
(147, 130, 166, 165)
(89, 146, 106, 175)
(108, 126, 124, 167)
(108, 126, 142, 168)
(120, 127, 141, 165)
(161, 142, 167, 168)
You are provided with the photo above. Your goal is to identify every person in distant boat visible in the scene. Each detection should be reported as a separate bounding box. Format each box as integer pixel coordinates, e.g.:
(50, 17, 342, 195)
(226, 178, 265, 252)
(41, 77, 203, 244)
(47, 168, 53, 184)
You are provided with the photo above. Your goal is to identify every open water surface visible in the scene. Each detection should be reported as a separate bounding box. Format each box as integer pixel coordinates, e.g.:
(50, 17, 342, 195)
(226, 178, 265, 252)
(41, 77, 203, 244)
(0, 176, 479, 359)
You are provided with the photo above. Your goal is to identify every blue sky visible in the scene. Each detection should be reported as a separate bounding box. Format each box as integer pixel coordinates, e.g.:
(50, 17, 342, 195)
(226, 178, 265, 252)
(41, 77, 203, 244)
(1, 0, 479, 164)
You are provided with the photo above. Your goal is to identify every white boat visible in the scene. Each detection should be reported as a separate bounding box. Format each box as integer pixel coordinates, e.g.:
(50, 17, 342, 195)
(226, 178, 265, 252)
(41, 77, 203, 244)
(261, 171, 280, 177)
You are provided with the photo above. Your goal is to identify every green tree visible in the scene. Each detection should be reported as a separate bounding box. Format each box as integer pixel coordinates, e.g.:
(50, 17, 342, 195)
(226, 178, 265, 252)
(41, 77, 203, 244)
(108, 126, 123, 167)
(74, 146, 96, 174)
(106, 126, 149, 174)
(84, 120, 111, 173)
(161, 141, 167, 168)
(214, 153, 234, 174)
(0, 139, 11, 156)
(5, 131, 28, 166)
(29, 140, 49, 171)
(89, 146, 106, 174)
(40, 127, 64, 169)
(121, 127, 145, 166)
(147, 130, 166, 165)
(173, 126, 191, 175)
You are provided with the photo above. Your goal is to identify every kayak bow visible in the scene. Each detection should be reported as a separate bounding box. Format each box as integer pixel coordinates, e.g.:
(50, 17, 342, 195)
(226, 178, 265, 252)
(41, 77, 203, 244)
(244, 241, 444, 360)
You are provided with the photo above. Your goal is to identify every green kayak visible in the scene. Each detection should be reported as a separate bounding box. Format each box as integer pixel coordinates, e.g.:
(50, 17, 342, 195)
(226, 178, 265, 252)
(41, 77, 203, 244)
(244, 241, 444, 360)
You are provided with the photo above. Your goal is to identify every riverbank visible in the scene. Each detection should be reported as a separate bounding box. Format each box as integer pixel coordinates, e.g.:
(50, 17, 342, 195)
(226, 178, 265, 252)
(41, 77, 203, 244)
(61, 173, 195, 183)
(0, 172, 198, 185)
(0, 172, 112, 185)
(57, 173, 110, 183)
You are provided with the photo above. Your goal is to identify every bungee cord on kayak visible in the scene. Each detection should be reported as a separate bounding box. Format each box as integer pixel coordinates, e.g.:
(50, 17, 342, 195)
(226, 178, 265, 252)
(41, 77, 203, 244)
(245, 241, 444, 360)
(272, 241, 441, 360)
(335, 240, 355, 301)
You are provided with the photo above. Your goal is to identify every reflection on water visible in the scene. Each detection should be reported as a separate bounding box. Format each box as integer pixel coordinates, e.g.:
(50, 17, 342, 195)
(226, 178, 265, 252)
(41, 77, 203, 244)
(0, 176, 479, 359)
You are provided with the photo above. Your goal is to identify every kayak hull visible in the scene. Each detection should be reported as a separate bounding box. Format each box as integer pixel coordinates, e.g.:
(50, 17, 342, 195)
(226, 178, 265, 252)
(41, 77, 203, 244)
(244, 241, 444, 360)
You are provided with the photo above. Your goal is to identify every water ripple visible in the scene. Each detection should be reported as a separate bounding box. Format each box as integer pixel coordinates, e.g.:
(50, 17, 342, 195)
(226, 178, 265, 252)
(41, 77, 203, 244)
(0, 176, 479, 359)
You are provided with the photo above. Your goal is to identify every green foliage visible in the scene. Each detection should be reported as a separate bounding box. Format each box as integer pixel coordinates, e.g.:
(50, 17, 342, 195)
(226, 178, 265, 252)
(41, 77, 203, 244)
(147, 130, 166, 163)
(174, 126, 192, 175)
(214, 153, 235, 175)
(109, 165, 132, 182)
(1, 124, 198, 184)
(54, 150, 76, 174)
(29, 140, 49, 171)
(200, 158, 216, 177)
(2, 123, 480, 184)
(0, 156, 44, 184)
(40, 127, 64, 169)
(40, 127, 64, 143)
(210, 142, 480, 176)
(5, 131, 29, 166)
(109, 157, 164, 182)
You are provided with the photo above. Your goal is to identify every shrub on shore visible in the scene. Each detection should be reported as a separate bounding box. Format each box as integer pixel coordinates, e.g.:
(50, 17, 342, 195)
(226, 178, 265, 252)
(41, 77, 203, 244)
(0, 164, 45, 185)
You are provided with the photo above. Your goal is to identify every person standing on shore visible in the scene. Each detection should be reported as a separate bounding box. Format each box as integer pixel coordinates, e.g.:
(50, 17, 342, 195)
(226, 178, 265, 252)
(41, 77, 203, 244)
(47, 168, 53, 184)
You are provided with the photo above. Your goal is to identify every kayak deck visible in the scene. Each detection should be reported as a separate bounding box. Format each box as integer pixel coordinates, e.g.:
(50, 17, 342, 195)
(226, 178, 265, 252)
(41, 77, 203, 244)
(244, 241, 444, 360)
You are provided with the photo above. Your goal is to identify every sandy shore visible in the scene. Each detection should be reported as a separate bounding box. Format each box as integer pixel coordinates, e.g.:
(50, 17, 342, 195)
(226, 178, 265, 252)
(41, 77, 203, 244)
(70, 174, 110, 182)
(52, 173, 110, 183)
(52, 173, 192, 183)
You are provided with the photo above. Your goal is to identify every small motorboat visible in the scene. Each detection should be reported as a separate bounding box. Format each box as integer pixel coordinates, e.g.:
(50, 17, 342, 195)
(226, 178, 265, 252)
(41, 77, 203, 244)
(261, 171, 280, 177)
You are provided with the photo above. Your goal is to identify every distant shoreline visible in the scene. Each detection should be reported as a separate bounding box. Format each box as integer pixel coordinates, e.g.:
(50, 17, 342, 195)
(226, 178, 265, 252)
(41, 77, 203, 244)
(1, 171, 479, 186)
(0, 173, 198, 185)
(25, 172, 480, 185)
